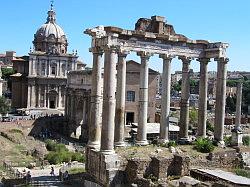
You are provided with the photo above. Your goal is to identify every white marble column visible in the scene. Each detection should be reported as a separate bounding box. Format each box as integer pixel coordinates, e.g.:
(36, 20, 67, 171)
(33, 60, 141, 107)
(114, 51, 129, 147)
(27, 85, 31, 107)
(88, 47, 103, 149)
(159, 54, 173, 143)
(38, 85, 41, 107)
(32, 58, 36, 76)
(100, 47, 117, 154)
(214, 57, 228, 144)
(136, 52, 152, 146)
(179, 57, 192, 142)
(44, 86, 47, 108)
(197, 58, 210, 137)
(30, 84, 36, 108)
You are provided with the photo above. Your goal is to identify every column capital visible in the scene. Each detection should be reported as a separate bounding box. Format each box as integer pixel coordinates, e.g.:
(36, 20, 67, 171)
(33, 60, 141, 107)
(178, 56, 193, 63)
(89, 47, 103, 54)
(103, 45, 118, 53)
(118, 50, 130, 57)
(215, 57, 229, 63)
(197, 58, 210, 64)
(137, 51, 153, 59)
(159, 54, 175, 61)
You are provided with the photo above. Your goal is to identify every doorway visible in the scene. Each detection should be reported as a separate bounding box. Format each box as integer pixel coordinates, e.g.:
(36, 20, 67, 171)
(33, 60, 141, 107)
(126, 112, 134, 125)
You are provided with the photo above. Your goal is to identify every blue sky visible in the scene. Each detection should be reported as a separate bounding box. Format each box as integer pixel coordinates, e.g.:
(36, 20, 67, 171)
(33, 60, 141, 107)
(0, 0, 250, 73)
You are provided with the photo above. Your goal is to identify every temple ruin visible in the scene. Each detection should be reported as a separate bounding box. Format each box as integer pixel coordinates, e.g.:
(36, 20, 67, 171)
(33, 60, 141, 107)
(84, 16, 229, 186)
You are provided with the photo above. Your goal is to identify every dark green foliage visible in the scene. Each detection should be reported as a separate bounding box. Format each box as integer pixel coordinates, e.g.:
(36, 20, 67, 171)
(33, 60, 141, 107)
(194, 137, 214, 153)
(235, 168, 250, 178)
(45, 139, 85, 164)
(224, 136, 232, 146)
(206, 121, 214, 132)
(168, 141, 177, 147)
(242, 136, 250, 146)
(226, 95, 236, 113)
(0, 96, 10, 115)
(1, 68, 15, 79)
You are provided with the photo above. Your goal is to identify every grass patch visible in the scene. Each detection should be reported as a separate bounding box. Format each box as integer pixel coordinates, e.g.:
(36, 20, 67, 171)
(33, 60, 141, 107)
(68, 167, 85, 174)
(9, 129, 23, 135)
(234, 168, 250, 178)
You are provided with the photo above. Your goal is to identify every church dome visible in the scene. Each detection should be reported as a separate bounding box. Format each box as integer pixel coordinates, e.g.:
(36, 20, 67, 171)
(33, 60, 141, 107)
(33, 4, 68, 55)
(35, 22, 65, 39)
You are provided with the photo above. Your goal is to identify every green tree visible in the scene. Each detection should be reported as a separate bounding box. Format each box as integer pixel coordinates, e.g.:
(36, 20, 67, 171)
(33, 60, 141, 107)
(0, 96, 10, 116)
(226, 95, 236, 113)
(1, 68, 15, 80)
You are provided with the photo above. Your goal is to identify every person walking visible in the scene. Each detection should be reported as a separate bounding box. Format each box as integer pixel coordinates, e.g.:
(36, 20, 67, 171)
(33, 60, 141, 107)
(50, 167, 55, 176)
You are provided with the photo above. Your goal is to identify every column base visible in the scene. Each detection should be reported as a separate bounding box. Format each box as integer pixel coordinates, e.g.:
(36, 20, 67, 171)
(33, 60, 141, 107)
(115, 141, 126, 147)
(100, 149, 115, 155)
(136, 140, 148, 146)
(158, 138, 169, 144)
(178, 137, 191, 145)
(87, 141, 100, 150)
(214, 140, 225, 147)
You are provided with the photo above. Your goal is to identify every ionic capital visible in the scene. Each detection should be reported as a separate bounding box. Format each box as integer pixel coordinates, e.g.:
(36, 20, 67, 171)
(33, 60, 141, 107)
(159, 54, 174, 61)
(215, 57, 229, 64)
(118, 50, 130, 58)
(89, 47, 103, 55)
(197, 58, 210, 64)
(137, 51, 153, 59)
(178, 56, 193, 64)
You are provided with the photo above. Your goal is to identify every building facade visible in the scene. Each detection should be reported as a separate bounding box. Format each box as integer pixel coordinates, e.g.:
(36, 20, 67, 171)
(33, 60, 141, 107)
(27, 5, 78, 110)
(65, 60, 159, 141)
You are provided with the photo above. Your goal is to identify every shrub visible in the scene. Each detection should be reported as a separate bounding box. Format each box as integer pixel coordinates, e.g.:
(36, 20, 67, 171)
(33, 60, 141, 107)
(45, 139, 57, 151)
(71, 152, 85, 162)
(235, 168, 250, 178)
(45, 139, 68, 152)
(194, 137, 214, 153)
(224, 136, 232, 146)
(242, 136, 250, 146)
(206, 121, 214, 132)
(168, 141, 177, 147)
(68, 167, 85, 174)
(45, 152, 62, 164)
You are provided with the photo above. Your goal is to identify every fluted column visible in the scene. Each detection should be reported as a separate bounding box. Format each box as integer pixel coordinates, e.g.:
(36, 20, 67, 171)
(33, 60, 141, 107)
(87, 47, 103, 149)
(197, 58, 210, 137)
(100, 47, 117, 154)
(136, 52, 152, 145)
(159, 54, 173, 143)
(115, 51, 129, 147)
(179, 57, 192, 141)
(214, 57, 228, 144)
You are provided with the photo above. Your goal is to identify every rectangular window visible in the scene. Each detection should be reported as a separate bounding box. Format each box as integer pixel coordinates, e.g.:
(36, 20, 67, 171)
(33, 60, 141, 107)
(126, 91, 135, 102)
(51, 66, 56, 75)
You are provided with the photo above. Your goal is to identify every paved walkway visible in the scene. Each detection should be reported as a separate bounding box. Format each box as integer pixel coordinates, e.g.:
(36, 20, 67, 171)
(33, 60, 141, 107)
(198, 169, 250, 185)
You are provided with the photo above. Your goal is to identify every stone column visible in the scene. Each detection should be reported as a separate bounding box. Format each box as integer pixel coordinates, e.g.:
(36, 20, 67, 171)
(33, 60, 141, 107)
(58, 86, 62, 108)
(30, 84, 36, 108)
(179, 57, 192, 142)
(115, 51, 129, 147)
(214, 58, 228, 144)
(232, 82, 243, 146)
(197, 58, 210, 137)
(136, 52, 152, 145)
(32, 58, 36, 76)
(159, 54, 173, 143)
(44, 85, 47, 108)
(27, 85, 31, 107)
(38, 85, 41, 107)
(88, 47, 103, 149)
(100, 47, 117, 154)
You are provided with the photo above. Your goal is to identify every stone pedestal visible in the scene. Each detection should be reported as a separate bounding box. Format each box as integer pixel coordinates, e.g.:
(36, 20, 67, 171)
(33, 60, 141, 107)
(86, 147, 120, 187)
(231, 130, 243, 146)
